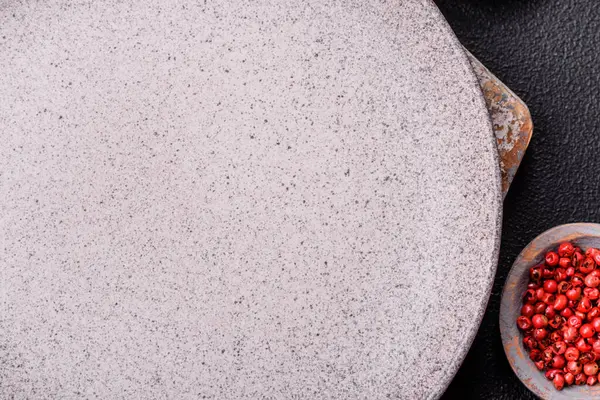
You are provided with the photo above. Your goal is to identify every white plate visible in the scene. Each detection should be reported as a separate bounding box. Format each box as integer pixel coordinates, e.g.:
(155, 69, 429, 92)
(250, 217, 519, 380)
(0, 0, 501, 398)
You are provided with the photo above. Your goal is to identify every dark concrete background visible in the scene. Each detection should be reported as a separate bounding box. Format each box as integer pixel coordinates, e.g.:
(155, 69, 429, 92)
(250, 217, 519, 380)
(433, 0, 600, 398)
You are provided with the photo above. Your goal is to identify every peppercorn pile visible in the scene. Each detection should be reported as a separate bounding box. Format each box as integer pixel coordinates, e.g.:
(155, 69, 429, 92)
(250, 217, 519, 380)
(518, 242, 600, 390)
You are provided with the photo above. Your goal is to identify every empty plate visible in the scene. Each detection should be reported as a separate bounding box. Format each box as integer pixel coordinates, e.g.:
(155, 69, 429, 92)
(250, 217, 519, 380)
(0, 0, 501, 398)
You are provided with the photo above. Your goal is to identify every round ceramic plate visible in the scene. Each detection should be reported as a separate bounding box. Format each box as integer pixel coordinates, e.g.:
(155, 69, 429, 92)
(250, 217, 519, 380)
(0, 0, 501, 398)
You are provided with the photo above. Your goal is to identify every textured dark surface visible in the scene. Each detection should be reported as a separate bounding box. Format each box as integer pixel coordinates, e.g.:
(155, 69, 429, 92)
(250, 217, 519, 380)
(434, 0, 600, 399)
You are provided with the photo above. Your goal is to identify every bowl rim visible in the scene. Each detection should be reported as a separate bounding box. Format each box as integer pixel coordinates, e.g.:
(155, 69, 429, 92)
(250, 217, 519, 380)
(500, 222, 600, 400)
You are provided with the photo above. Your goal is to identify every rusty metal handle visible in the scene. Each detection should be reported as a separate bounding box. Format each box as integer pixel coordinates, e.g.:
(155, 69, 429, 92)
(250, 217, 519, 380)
(467, 51, 534, 198)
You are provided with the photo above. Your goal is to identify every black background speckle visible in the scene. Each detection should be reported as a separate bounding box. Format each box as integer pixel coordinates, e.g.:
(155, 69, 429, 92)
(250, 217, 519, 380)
(434, 0, 600, 398)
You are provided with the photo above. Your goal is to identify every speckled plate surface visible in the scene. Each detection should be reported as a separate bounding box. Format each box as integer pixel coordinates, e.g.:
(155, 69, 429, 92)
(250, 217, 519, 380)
(0, 0, 501, 398)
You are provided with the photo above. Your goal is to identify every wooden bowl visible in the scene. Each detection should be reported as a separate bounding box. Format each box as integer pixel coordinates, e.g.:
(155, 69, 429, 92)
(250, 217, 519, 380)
(500, 223, 600, 399)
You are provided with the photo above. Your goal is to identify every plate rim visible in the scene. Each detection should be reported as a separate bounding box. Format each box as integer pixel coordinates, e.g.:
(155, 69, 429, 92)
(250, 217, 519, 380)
(422, 1, 503, 398)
